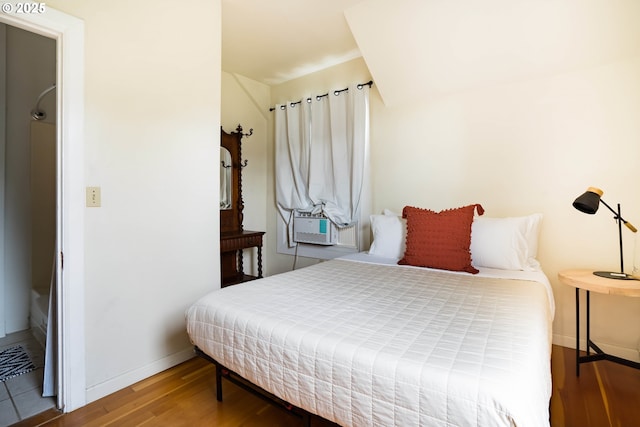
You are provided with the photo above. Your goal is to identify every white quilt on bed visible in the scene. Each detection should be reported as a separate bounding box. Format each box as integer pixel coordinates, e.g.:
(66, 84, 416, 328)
(186, 258, 553, 427)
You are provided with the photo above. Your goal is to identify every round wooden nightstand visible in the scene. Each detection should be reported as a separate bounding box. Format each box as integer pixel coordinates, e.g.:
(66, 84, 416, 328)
(558, 269, 640, 376)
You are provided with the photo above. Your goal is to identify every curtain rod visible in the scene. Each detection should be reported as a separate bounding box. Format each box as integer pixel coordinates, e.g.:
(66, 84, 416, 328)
(269, 80, 373, 112)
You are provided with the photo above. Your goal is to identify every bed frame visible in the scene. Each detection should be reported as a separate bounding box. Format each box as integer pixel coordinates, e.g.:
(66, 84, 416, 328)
(194, 346, 314, 426)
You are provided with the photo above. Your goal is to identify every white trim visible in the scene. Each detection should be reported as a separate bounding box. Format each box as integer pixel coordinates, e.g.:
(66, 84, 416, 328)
(0, 23, 6, 339)
(552, 333, 640, 363)
(85, 348, 194, 404)
(0, 5, 86, 412)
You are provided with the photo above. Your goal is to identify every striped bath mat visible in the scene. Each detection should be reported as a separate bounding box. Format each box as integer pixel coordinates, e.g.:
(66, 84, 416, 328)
(0, 345, 36, 382)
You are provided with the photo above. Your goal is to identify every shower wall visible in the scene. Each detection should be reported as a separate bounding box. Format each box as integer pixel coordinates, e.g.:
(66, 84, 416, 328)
(1, 23, 56, 334)
(30, 121, 56, 295)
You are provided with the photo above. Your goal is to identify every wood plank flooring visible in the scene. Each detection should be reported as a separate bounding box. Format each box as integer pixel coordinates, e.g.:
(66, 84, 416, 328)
(550, 345, 640, 427)
(14, 345, 640, 427)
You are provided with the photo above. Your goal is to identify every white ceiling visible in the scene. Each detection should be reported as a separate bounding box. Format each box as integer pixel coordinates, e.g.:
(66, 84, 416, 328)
(346, 0, 640, 106)
(222, 0, 640, 106)
(222, 0, 364, 85)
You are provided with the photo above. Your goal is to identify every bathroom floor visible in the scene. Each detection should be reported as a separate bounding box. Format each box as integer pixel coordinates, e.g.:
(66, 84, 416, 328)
(0, 330, 56, 426)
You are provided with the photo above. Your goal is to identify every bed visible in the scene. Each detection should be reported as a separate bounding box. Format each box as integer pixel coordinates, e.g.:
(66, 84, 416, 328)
(186, 207, 554, 426)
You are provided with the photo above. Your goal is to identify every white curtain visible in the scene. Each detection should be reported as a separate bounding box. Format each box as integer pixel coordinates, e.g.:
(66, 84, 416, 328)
(275, 97, 314, 243)
(275, 84, 370, 245)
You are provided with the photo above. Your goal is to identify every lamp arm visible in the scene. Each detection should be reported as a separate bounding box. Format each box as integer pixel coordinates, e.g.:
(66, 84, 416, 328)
(599, 199, 637, 233)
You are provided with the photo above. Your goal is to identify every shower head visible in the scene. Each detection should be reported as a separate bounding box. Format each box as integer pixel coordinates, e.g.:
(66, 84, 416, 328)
(31, 84, 56, 121)
(31, 110, 47, 120)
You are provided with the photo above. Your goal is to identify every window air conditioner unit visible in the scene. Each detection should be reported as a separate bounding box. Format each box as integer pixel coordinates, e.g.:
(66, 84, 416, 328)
(293, 213, 337, 246)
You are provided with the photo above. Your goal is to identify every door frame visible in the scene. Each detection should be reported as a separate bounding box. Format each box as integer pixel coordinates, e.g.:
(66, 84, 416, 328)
(0, 23, 6, 339)
(0, 6, 86, 411)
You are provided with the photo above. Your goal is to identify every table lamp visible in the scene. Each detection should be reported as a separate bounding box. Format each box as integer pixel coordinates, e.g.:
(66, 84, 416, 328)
(572, 187, 638, 280)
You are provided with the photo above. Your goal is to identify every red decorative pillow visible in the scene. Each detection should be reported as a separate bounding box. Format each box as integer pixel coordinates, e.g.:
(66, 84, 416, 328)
(398, 204, 484, 274)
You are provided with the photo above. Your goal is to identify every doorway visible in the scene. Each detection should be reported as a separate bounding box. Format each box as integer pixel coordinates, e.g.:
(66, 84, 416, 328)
(0, 8, 86, 414)
(0, 22, 57, 424)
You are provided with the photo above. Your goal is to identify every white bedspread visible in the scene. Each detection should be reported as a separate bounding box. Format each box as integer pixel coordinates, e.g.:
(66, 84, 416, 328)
(186, 257, 553, 427)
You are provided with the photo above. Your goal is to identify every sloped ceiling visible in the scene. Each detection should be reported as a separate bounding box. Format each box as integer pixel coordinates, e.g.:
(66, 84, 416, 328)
(223, 0, 640, 106)
(346, 0, 640, 106)
(222, 0, 363, 85)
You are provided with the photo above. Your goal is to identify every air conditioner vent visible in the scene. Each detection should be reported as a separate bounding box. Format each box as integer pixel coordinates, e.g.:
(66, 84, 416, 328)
(293, 214, 337, 246)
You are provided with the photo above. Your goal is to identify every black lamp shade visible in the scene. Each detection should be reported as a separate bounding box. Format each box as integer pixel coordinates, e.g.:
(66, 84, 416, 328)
(573, 187, 603, 214)
(571, 186, 638, 280)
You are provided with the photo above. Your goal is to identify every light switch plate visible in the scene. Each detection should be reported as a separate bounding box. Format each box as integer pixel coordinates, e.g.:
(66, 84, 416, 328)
(86, 186, 101, 207)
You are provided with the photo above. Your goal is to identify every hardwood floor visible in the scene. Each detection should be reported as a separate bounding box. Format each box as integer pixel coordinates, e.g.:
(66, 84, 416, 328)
(14, 345, 640, 427)
(550, 345, 640, 427)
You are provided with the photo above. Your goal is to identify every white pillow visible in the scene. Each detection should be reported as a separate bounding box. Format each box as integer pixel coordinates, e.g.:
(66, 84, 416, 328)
(369, 213, 407, 259)
(470, 214, 542, 271)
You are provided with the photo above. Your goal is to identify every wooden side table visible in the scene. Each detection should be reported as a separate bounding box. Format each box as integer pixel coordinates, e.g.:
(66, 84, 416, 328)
(558, 269, 640, 376)
(220, 230, 265, 287)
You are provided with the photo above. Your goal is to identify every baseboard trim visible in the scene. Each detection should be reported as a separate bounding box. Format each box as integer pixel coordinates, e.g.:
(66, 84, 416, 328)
(553, 334, 640, 362)
(85, 347, 195, 404)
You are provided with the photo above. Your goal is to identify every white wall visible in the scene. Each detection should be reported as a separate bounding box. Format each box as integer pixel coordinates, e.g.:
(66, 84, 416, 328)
(264, 53, 640, 362)
(221, 72, 269, 276)
(46, 0, 221, 402)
